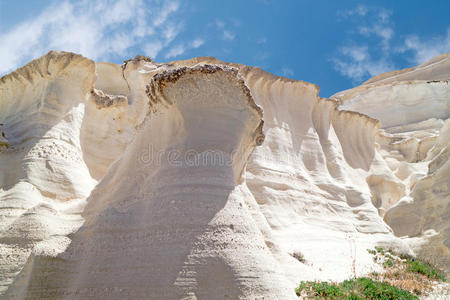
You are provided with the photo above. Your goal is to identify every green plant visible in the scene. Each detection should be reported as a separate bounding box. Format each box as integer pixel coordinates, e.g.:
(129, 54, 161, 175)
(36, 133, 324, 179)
(407, 260, 446, 281)
(375, 246, 384, 255)
(295, 281, 342, 298)
(367, 249, 377, 255)
(366, 246, 447, 295)
(383, 259, 394, 268)
(399, 253, 414, 261)
(385, 253, 395, 260)
(295, 278, 418, 299)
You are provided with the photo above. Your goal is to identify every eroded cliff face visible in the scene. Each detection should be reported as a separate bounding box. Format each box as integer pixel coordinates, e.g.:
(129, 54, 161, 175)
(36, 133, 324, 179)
(332, 55, 450, 274)
(0, 51, 448, 299)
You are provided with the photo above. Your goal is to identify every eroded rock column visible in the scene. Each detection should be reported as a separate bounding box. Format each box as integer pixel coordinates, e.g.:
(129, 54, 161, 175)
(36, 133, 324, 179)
(7, 66, 296, 299)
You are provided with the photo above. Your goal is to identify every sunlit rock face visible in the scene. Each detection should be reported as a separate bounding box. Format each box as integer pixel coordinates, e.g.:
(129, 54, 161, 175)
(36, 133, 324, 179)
(332, 53, 450, 273)
(0, 51, 448, 299)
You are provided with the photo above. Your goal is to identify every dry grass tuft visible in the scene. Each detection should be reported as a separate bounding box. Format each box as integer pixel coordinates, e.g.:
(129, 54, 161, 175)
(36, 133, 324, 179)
(367, 247, 447, 297)
(291, 251, 306, 263)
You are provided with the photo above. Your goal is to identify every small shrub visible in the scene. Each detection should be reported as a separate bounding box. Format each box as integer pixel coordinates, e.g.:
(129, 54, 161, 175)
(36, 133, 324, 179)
(291, 251, 306, 263)
(134, 54, 152, 62)
(367, 249, 377, 255)
(375, 246, 384, 255)
(383, 259, 394, 268)
(399, 252, 414, 261)
(367, 246, 447, 295)
(407, 260, 446, 281)
(385, 253, 395, 260)
(123, 55, 153, 68)
(306, 281, 341, 297)
(295, 278, 418, 299)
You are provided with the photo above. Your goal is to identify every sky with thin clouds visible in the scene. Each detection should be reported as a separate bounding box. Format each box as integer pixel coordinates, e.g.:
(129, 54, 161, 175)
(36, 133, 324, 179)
(0, 0, 449, 96)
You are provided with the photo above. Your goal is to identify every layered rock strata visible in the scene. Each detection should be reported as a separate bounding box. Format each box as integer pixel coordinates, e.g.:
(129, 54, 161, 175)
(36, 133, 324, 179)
(0, 51, 448, 299)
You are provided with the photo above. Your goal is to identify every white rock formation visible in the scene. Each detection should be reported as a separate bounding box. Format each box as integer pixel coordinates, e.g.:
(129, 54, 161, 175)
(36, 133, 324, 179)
(332, 54, 450, 274)
(0, 51, 448, 299)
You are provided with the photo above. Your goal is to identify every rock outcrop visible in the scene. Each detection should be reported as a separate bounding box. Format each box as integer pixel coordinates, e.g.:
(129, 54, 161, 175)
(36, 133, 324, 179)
(332, 54, 450, 273)
(0, 51, 448, 299)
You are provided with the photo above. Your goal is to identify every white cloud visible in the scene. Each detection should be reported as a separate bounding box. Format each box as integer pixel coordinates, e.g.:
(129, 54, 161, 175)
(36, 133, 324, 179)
(162, 22, 183, 44)
(165, 37, 205, 59)
(377, 8, 391, 23)
(223, 30, 236, 41)
(355, 5, 368, 16)
(339, 4, 368, 17)
(215, 19, 237, 42)
(215, 20, 225, 29)
(397, 28, 450, 64)
(165, 44, 186, 59)
(334, 5, 449, 83)
(332, 45, 393, 82)
(352, 7, 394, 49)
(144, 41, 164, 58)
(332, 6, 395, 82)
(191, 38, 204, 49)
(281, 67, 294, 77)
(153, 1, 180, 26)
(0, 0, 183, 74)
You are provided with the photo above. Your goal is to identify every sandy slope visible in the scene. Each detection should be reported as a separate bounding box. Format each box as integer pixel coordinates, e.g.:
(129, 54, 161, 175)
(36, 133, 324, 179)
(0, 51, 448, 299)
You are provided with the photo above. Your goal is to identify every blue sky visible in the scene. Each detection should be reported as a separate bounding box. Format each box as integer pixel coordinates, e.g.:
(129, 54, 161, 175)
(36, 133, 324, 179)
(1, 0, 449, 97)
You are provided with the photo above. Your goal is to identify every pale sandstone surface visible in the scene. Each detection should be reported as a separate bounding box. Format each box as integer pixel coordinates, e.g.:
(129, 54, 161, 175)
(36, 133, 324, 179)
(332, 56, 450, 274)
(363, 53, 450, 85)
(0, 51, 448, 299)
